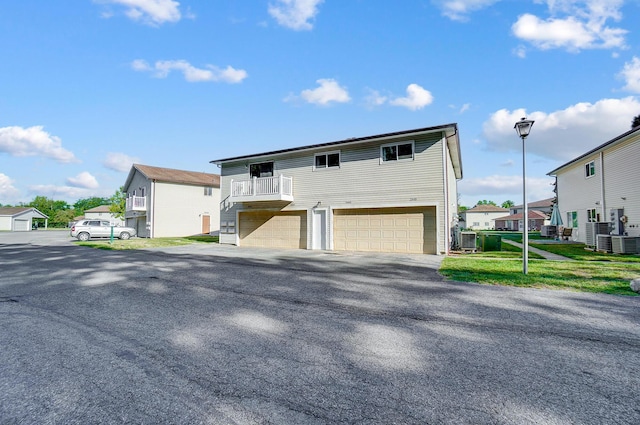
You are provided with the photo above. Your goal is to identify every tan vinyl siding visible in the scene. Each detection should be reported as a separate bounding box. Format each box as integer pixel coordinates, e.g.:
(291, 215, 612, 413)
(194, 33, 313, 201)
(153, 182, 220, 237)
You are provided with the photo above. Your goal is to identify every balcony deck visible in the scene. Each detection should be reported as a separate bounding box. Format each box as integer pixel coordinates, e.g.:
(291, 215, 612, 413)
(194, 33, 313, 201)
(126, 196, 147, 212)
(230, 175, 293, 203)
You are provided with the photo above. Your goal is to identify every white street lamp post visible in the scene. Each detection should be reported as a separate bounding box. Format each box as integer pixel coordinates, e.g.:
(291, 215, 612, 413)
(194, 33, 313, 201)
(514, 117, 535, 274)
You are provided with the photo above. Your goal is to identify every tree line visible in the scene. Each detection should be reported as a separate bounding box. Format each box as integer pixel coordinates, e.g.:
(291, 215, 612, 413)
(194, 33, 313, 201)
(0, 187, 126, 228)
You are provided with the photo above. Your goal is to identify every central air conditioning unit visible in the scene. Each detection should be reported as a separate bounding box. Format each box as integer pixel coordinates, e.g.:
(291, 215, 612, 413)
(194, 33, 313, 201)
(585, 222, 610, 247)
(611, 236, 640, 254)
(541, 225, 557, 238)
(460, 232, 477, 251)
(610, 208, 625, 235)
(596, 234, 612, 253)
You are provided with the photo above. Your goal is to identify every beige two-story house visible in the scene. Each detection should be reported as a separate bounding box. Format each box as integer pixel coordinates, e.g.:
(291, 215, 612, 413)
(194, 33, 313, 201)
(211, 124, 462, 254)
(123, 164, 220, 238)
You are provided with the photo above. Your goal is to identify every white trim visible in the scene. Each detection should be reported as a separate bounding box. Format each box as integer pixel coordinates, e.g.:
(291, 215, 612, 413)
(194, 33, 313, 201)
(332, 201, 438, 210)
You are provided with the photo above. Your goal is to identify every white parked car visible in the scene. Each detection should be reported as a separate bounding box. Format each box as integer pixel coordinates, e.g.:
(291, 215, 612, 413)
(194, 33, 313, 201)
(71, 219, 136, 241)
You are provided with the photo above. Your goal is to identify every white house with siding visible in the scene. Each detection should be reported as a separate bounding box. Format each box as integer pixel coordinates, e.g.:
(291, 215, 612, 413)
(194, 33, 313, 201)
(461, 204, 508, 230)
(211, 124, 462, 255)
(123, 164, 220, 238)
(547, 125, 640, 243)
(0, 207, 48, 231)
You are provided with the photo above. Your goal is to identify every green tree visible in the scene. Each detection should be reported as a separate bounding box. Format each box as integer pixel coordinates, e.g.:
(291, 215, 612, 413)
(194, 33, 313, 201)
(28, 196, 71, 228)
(73, 197, 109, 215)
(458, 205, 469, 213)
(109, 186, 126, 219)
(476, 200, 497, 206)
(633, 114, 640, 129)
(54, 209, 76, 227)
(501, 200, 515, 209)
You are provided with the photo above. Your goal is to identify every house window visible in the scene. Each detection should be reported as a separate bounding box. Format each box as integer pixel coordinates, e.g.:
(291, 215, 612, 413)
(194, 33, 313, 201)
(314, 151, 340, 170)
(381, 141, 414, 162)
(567, 211, 578, 228)
(250, 162, 274, 178)
(473, 222, 480, 226)
(585, 161, 595, 178)
(204, 187, 213, 196)
(140, 187, 146, 197)
(587, 208, 599, 222)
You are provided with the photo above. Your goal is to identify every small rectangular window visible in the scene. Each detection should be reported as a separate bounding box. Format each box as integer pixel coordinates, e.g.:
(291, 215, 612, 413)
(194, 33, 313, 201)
(381, 141, 414, 162)
(314, 151, 340, 170)
(250, 162, 274, 178)
(204, 187, 213, 196)
(585, 161, 595, 178)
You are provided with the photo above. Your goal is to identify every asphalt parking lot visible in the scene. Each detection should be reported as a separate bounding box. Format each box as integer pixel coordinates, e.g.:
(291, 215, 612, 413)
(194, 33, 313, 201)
(1, 231, 640, 424)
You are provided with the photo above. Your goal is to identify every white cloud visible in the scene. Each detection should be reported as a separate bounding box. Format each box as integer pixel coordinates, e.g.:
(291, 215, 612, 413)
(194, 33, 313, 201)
(389, 84, 434, 111)
(67, 172, 99, 189)
(268, 0, 323, 30)
(288, 79, 351, 105)
(28, 185, 95, 201)
(0, 126, 78, 163)
(434, 0, 502, 21)
(0, 173, 19, 199)
(103, 152, 140, 172)
(458, 175, 555, 207)
(619, 57, 640, 93)
(132, 59, 248, 83)
(512, 1, 627, 51)
(95, 0, 183, 26)
(364, 89, 388, 108)
(482, 97, 640, 161)
(459, 103, 471, 113)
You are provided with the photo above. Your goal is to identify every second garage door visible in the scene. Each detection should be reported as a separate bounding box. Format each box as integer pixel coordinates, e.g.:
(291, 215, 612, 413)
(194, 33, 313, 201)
(239, 211, 307, 249)
(333, 207, 436, 254)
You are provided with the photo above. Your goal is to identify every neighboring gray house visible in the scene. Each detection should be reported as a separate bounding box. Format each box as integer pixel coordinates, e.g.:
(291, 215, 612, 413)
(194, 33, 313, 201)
(509, 198, 554, 216)
(211, 124, 462, 255)
(461, 204, 508, 230)
(0, 207, 48, 231)
(81, 205, 124, 226)
(548, 125, 640, 243)
(123, 164, 221, 238)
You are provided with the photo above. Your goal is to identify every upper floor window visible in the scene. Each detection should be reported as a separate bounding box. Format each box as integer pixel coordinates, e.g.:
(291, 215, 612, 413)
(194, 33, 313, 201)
(250, 162, 274, 178)
(585, 161, 595, 178)
(314, 151, 340, 170)
(204, 187, 213, 196)
(381, 141, 414, 162)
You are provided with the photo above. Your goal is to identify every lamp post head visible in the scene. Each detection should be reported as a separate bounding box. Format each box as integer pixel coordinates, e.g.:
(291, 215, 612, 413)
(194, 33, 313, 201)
(514, 117, 535, 139)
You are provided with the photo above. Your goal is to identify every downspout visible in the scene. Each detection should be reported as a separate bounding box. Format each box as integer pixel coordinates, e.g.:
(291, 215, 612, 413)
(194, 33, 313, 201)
(150, 180, 156, 238)
(599, 152, 606, 220)
(442, 134, 450, 254)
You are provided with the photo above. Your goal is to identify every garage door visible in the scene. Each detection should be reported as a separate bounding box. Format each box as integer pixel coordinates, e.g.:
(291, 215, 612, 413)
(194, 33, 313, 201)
(14, 219, 29, 231)
(239, 211, 307, 249)
(333, 207, 436, 254)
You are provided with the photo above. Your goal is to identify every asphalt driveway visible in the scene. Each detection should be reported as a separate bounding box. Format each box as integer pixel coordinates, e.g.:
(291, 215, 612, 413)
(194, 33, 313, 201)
(1, 231, 639, 424)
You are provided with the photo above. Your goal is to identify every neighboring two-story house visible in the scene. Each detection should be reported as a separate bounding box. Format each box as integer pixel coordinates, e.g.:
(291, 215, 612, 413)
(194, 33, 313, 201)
(211, 124, 462, 255)
(493, 198, 554, 231)
(547, 125, 640, 243)
(123, 164, 220, 238)
(80, 205, 125, 226)
(461, 205, 509, 230)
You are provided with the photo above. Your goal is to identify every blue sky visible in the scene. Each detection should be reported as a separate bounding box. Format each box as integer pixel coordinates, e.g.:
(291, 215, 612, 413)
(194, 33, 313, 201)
(1, 0, 639, 208)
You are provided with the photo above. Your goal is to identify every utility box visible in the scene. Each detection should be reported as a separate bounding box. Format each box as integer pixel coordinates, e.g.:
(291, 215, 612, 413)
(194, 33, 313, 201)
(480, 234, 502, 251)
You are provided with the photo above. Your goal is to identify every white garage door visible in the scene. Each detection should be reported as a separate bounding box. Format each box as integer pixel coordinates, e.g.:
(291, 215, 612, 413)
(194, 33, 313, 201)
(333, 207, 436, 254)
(239, 211, 307, 249)
(14, 219, 29, 231)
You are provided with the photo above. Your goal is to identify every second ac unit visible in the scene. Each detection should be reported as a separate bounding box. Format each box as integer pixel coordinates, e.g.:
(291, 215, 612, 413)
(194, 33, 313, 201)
(460, 232, 477, 251)
(611, 236, 640, 254)
(596, 234, 612, 253)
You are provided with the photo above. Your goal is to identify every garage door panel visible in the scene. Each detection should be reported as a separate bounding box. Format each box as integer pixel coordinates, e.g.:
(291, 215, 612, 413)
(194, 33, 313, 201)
(333, 207, 436, 254)
(239, 211, 306, 249)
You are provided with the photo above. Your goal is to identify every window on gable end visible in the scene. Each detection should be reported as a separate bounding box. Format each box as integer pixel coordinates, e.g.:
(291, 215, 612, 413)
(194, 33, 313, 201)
(585, 161, 595, 178)
(381, 141, 414, 163)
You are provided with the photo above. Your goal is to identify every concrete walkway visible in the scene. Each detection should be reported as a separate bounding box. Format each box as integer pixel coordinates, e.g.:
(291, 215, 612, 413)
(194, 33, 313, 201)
(502, 239, 573, 261)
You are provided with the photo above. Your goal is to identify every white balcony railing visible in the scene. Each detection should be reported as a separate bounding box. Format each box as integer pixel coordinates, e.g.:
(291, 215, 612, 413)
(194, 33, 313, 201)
(230, 175, 293, 202)
(126, 196, 147, 211)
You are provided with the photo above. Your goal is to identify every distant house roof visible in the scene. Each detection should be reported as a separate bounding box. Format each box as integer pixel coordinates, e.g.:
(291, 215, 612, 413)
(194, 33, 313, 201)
(495, 210, 548, 221)
(84, 205, 112, 213)
(465, 205, 508, 213)
(210, 124, 463, 179)
(0, 207, 48, 218)
(548, 126, 640, 176)
(512, 198, 554, 209)
(124, 164, 220, 190)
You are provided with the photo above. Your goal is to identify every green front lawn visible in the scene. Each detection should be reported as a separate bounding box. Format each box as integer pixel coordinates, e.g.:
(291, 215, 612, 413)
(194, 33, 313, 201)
(440, 257, 639, 295)
(76, 235, 219, 250)
(530, 242, 640, 262)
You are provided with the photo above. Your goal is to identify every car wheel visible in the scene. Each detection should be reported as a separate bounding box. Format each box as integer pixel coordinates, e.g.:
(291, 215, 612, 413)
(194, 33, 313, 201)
(77, 232, 90, 241)
(119, 232, 131, 240)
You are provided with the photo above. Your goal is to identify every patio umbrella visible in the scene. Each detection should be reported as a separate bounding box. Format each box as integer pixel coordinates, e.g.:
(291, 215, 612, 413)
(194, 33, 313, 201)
(550, 203, 563, 226)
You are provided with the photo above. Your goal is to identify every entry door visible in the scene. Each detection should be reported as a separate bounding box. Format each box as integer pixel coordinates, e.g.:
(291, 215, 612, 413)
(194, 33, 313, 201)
(202, 215, 210, 234)
(312, 209, 327, 250)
